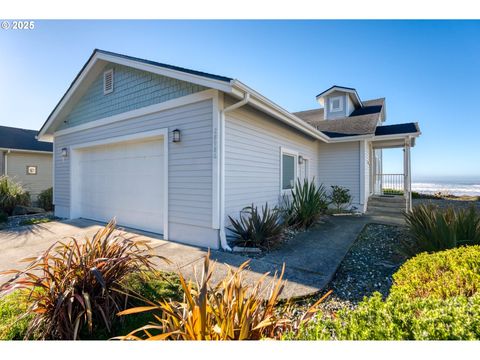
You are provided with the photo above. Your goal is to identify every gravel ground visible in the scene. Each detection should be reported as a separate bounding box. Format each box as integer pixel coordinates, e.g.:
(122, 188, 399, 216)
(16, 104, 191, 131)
(0, 212, 55, 230)
(288, 222, 412, 318)
(413, 198, 480, 211)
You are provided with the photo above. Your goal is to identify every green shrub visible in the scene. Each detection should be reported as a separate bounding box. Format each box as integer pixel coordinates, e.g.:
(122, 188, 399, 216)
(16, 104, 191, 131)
(329, 185, 352, 212)
(0, 176, 30, 215)
(283, 178, 328, 229)
(37, 187, 53, 211)
(0, 291, 34, 340)
(391, 245, 480, 300)
(0, 220, 164, 340)
(404, 204, 480, 255)
(19, 217, 53, 226)
(290, 292, 480, 340)
(228, 203, 284, 250)
(0, 212, 7, 223)
(288, 246, 480, 340)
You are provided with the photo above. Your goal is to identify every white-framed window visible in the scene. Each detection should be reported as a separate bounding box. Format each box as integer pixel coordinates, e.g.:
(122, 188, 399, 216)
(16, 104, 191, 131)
(329, 96, 343, 112)
(280, 147, 298, 192)
(103, 69, 114, 95)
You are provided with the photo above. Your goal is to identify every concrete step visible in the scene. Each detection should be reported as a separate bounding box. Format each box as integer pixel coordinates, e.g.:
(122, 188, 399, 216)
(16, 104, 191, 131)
(368, 199, 407, 209)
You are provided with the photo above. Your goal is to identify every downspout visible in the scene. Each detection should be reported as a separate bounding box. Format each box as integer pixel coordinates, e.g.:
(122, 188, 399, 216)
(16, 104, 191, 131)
(4, 149, 10, 175)
(219, 92, 251, 251)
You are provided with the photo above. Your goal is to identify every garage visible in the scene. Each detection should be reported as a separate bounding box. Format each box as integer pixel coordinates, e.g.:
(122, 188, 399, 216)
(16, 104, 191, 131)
(70, 131, 167, 235)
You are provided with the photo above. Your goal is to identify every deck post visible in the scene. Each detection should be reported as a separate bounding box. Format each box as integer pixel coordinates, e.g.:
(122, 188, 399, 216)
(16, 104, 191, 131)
(403, 137, 412, 212)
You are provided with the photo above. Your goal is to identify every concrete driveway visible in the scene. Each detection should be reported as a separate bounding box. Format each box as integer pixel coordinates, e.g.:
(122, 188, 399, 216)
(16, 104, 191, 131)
(0, 216, 379, 299)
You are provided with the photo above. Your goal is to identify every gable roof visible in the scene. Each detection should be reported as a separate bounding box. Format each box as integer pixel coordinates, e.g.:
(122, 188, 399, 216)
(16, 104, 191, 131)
(0, 125, 53, 152)
(38, 49, 330, 143)
(37, 50, 419, 146)
(316, 85, 363, 108)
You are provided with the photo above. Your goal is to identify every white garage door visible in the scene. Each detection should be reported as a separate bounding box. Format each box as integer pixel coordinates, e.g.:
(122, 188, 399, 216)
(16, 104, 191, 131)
(76, 137, 164, 234)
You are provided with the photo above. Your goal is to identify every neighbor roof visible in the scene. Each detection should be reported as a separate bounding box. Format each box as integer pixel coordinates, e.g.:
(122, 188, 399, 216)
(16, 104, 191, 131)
(294, 98, 385, 137)
(0, 125, 53, 152)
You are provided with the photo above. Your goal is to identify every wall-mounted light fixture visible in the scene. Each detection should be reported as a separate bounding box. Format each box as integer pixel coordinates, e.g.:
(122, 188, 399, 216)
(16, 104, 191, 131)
(61, 147, 68, 159)
(298, 155, 304, 164)
(172, 129, 181, 143)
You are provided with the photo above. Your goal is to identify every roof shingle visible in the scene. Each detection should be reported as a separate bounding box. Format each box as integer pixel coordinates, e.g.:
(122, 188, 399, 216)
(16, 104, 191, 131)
(293, 98, 385, 136)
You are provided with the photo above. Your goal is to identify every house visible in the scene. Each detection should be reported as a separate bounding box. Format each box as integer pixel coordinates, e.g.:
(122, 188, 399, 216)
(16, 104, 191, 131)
(0, 125, 53, 203)
(37, 49, 421, 249)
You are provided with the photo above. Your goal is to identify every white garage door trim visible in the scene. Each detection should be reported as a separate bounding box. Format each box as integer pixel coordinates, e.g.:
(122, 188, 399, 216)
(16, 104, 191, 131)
(69, 128, 169, 240)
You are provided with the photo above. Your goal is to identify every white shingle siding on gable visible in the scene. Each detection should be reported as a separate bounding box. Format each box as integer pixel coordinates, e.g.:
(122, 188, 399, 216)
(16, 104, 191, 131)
(54, 99, 217, 248)
(224, 101, 319, 224)
(317, 141, 361, 209)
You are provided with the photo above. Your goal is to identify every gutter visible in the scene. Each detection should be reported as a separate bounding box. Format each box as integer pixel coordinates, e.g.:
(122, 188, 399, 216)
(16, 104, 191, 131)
(218, 92, 251, 251)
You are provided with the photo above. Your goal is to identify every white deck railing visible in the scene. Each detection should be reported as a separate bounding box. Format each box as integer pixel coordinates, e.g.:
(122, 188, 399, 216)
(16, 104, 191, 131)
(375, 173, 404, 195)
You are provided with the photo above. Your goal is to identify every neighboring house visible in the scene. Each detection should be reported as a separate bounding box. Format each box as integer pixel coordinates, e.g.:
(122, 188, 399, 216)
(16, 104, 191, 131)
(0, 125, 53, 203)
(37, 49, 421, 249)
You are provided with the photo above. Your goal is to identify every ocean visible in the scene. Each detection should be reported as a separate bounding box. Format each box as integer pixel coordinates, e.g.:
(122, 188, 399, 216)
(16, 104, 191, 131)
(412, 178, 480, 197)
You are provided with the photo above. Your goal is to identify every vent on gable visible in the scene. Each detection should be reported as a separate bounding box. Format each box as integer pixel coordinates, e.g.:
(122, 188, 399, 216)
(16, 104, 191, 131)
(103, 69, 114, 95)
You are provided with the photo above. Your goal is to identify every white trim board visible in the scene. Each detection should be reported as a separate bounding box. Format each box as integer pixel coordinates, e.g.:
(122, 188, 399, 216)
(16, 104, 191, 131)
(69, 128, 169, 240)
(0, 147, 52, 155)
(50, 89, 217, 140)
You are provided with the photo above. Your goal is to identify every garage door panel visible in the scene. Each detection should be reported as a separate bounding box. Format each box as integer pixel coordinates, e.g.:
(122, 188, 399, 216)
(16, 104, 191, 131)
(76, 138, 164, 234)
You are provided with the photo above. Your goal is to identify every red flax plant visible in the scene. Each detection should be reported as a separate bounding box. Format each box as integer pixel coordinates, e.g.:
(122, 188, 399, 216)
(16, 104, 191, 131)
(0, 219, 166, 340)
(117, 251, 330, 340)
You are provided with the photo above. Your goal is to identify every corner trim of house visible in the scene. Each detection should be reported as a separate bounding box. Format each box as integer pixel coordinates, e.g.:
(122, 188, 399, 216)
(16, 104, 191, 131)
(211, 90, 221, 231)
(69, 128, 169, 240)
(53, 89, 218, 139)
(359, 140, 366, 210)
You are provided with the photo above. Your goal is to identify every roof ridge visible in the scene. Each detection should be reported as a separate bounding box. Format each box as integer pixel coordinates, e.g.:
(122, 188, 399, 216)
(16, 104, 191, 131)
(94, 49, 233, 83)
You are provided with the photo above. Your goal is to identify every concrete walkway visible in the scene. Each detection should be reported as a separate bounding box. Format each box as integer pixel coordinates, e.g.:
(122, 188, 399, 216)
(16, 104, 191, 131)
(0, 215, 400, 299)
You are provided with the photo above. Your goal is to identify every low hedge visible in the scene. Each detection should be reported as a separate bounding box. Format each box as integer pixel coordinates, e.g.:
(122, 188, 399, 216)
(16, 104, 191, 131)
(289, 245, 480, 340)
(292, 292, 480, 340)
(391, 245, 480, 300)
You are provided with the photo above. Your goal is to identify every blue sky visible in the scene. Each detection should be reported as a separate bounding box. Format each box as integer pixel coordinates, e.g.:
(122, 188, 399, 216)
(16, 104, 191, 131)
(1, 20, 479, 180)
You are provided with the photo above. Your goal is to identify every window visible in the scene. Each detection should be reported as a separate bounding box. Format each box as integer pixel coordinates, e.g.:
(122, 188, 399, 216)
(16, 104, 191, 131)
(26, 165, 37, 175)
(330, 96, 343, 112)
(281, 151, 296, 190)
(103, 69, 114, 94)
